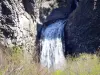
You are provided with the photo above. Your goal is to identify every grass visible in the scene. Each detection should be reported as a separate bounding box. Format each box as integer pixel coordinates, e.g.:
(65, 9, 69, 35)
(0, 46, 100, 75)
(65, 54, 100, 75)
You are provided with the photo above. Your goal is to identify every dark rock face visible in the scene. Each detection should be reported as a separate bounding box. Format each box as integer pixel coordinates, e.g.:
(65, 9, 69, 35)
(44, 0, 79, 25)
(65, 0, 100, 55)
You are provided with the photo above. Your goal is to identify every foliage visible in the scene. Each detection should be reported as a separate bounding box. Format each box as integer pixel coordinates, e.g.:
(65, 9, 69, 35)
(53, 70, 66, 75)
(0, 49, 100, 75)
(11, 46, 23, 61)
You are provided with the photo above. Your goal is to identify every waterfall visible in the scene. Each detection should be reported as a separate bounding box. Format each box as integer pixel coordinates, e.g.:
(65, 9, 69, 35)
(40, 20, 66, 69)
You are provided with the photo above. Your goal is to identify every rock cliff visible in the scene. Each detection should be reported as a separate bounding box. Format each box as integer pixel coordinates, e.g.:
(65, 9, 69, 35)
(65, 0, 100, 55)
(0, 0, 69, 62)
(1, 0, 100, 61)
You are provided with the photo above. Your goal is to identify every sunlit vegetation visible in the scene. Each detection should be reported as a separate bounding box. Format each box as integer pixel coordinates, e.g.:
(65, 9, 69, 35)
(0, 46, 100, 75)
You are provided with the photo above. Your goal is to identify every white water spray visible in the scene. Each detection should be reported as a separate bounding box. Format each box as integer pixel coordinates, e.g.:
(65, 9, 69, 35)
(40, 20, 66, 69)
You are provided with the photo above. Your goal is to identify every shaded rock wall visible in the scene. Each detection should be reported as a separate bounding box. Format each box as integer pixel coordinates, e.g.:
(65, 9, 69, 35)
(65, 0, 100, 55)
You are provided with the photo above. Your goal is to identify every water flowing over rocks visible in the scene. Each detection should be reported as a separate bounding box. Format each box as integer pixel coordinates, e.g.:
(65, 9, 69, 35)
(40, 20, 66, 69)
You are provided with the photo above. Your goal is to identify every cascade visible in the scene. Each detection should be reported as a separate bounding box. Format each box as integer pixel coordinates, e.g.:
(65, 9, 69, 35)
(40, 20, 66, 69)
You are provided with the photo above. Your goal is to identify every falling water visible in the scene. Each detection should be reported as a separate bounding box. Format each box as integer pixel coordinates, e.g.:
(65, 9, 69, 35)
(40, 20, 66, 69)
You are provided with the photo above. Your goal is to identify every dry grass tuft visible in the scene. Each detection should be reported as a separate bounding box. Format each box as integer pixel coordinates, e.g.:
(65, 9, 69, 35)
(0, 44, 100, 75)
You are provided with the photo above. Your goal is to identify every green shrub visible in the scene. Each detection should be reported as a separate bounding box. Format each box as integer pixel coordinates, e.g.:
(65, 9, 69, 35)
(53, 70, 66, 75)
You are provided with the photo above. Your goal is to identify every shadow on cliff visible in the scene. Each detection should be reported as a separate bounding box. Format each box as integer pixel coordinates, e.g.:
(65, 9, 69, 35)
(64, 0, 100, 56)
(36, 0, 100, 57)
